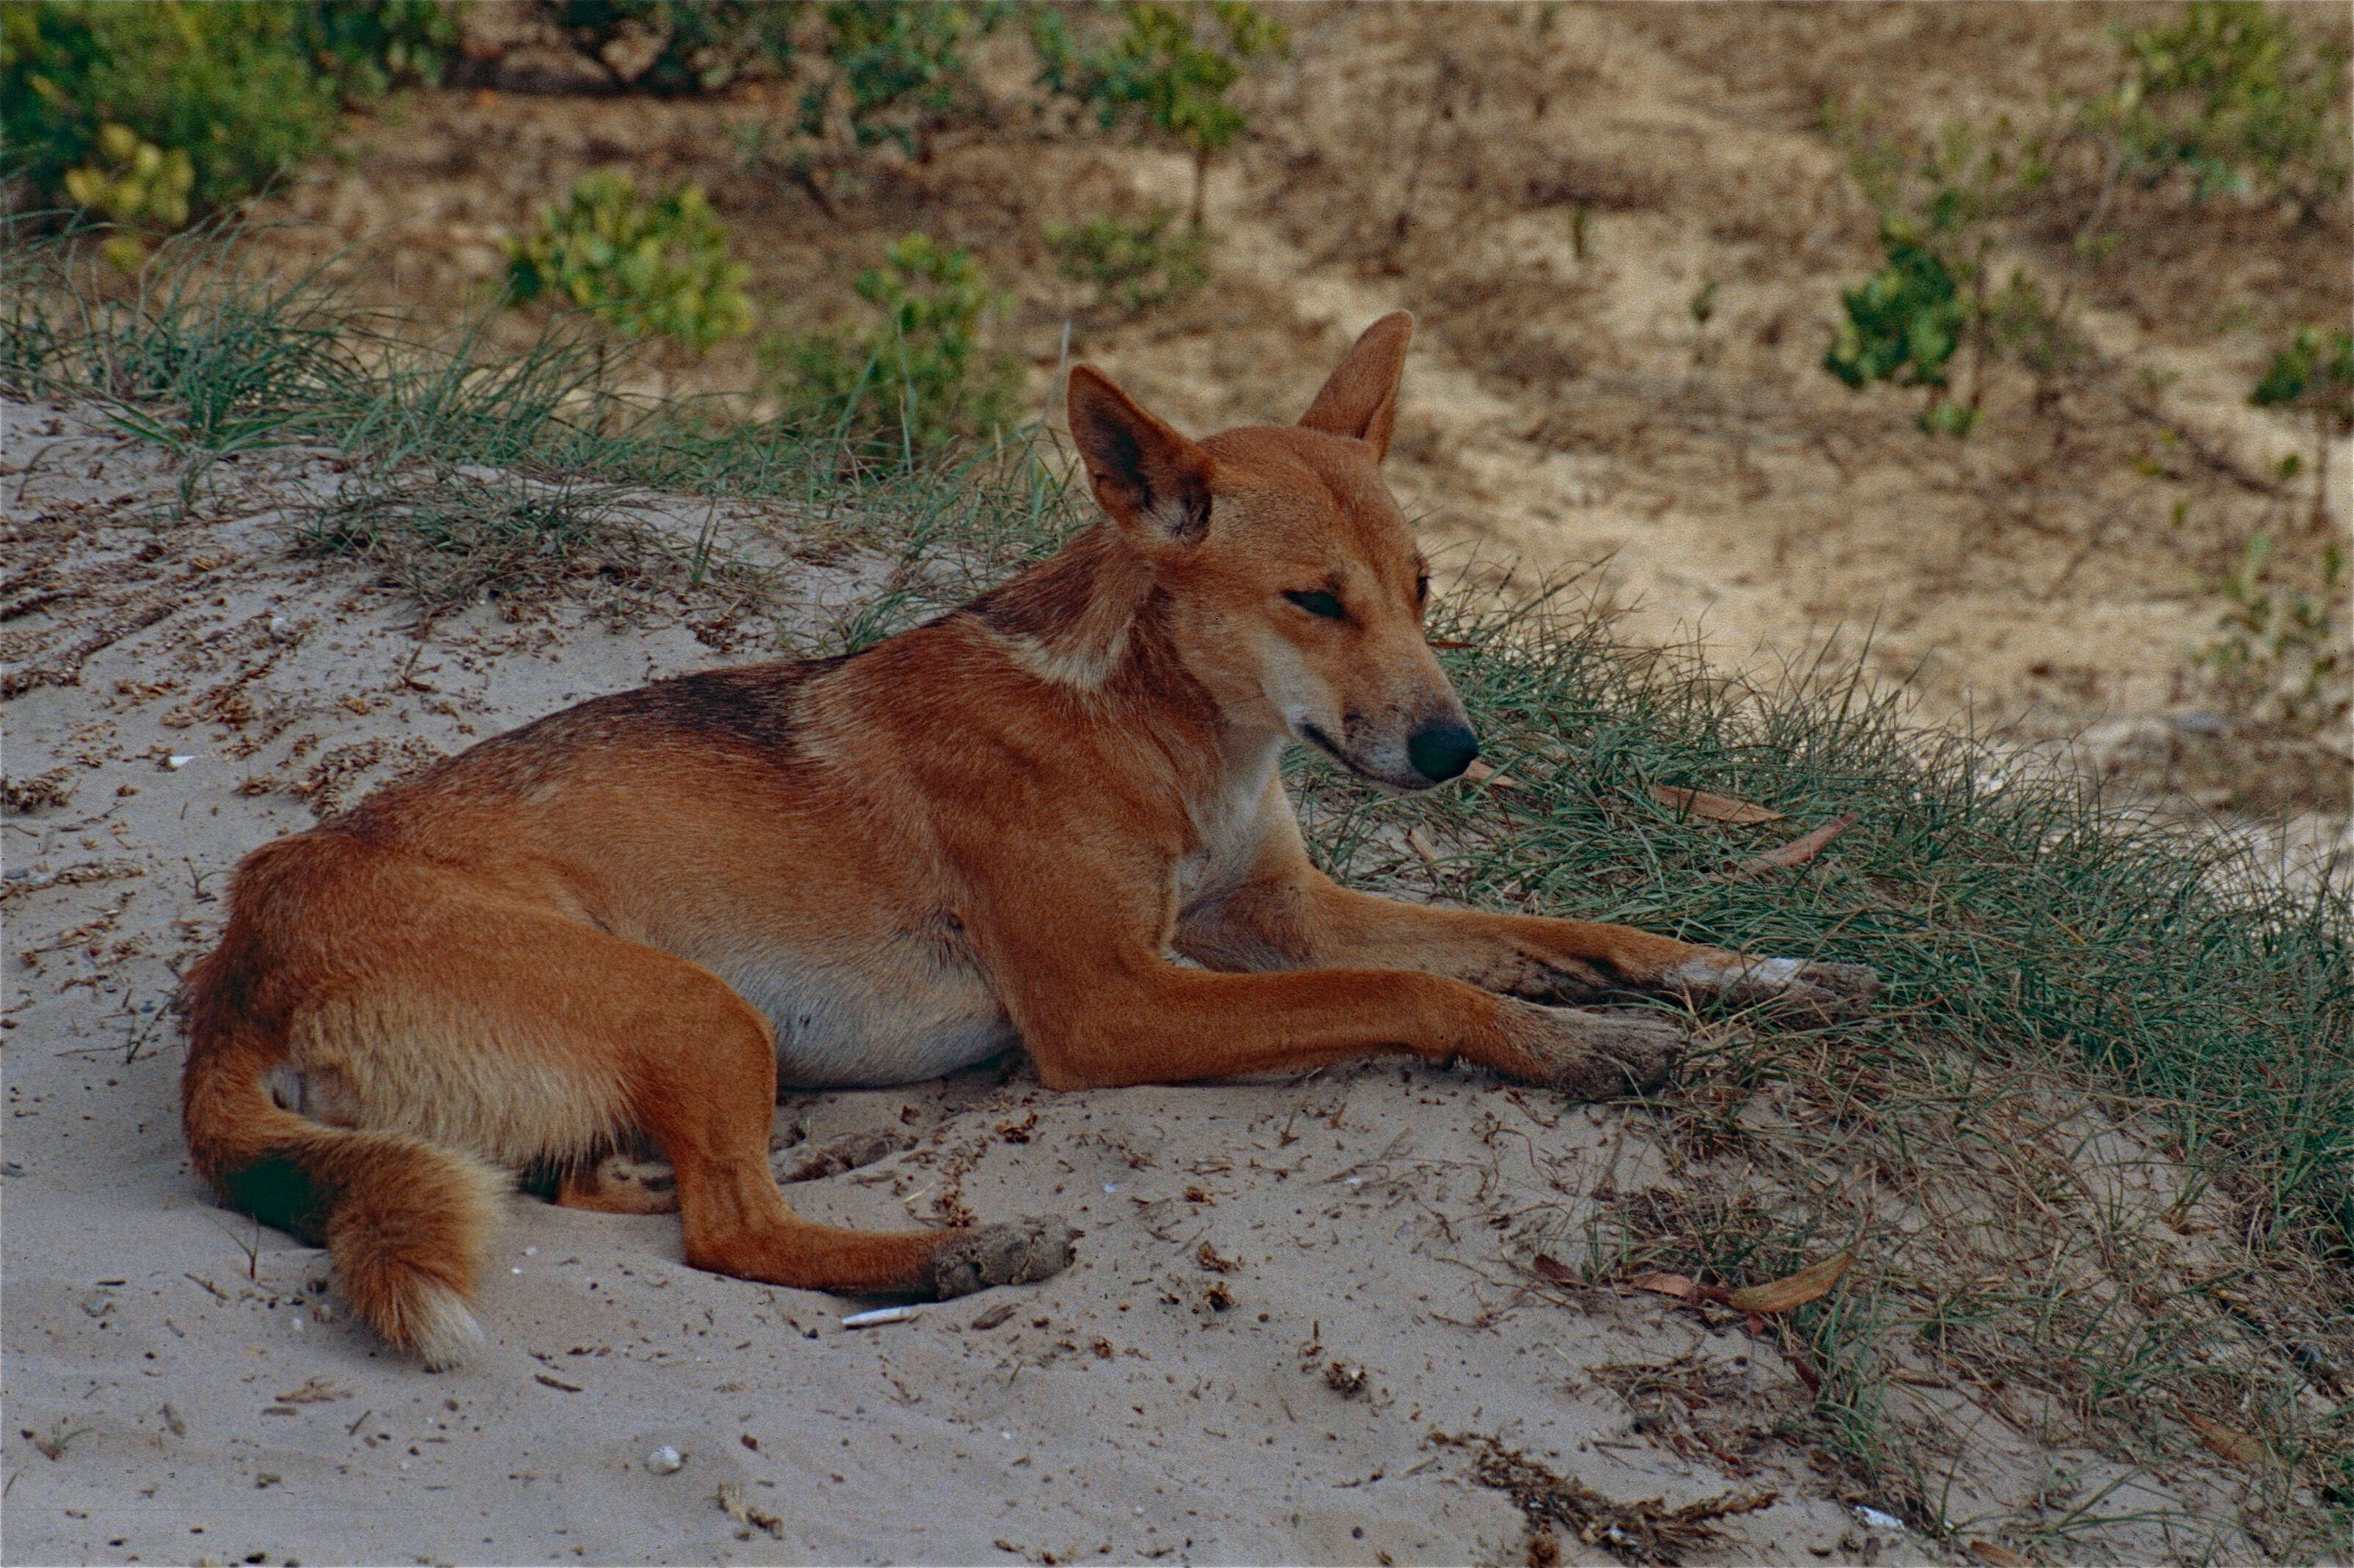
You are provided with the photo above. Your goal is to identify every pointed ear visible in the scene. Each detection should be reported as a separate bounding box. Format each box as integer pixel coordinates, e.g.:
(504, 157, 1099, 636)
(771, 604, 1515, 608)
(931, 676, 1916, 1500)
(1066, 365, 1212, 543)
(1297, 310, 1413, 462)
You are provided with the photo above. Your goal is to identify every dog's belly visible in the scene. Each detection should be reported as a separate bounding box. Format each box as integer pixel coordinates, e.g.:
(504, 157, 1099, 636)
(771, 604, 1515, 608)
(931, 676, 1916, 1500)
(714, 948, 1018, 1089)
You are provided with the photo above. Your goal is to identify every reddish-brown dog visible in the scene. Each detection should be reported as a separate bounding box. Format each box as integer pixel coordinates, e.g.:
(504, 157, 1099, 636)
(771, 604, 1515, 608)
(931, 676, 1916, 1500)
(181, 314, 1873, 1365)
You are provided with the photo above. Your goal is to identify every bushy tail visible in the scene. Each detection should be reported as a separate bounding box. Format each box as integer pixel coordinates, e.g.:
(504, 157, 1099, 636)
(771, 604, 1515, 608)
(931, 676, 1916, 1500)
(181, 970, 506, 1368)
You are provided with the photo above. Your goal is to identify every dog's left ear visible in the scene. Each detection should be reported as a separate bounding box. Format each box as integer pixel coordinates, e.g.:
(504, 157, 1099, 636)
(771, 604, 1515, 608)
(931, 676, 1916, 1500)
(1067, 364, 1213, 544)
(1298, 311, 1413, 462)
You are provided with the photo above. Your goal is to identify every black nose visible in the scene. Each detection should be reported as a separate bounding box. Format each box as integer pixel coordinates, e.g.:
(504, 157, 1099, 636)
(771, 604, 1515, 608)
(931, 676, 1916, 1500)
(1407, 723, 1479, 783)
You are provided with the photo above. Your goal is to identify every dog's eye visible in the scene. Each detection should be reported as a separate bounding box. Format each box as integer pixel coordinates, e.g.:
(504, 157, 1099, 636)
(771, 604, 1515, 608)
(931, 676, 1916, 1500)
(1283, 589, 1347, 621)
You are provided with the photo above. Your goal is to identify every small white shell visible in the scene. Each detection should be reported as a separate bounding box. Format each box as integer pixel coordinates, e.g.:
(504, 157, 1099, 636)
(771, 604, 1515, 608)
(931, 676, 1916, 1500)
(644, 1445, 685, 1475)
(1854, 1506, 1904, 1531)
(841, 1305, 917, 1329)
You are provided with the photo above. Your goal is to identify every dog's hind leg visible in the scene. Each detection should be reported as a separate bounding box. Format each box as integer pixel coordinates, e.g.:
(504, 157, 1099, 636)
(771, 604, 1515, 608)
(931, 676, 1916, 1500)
(306, 883, 1071, 1299)
(564, 945, 1071, 1299)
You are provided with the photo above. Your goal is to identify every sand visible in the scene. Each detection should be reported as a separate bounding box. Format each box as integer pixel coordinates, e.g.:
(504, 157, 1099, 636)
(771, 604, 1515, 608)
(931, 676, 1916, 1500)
(3, 394, 2033, 1567)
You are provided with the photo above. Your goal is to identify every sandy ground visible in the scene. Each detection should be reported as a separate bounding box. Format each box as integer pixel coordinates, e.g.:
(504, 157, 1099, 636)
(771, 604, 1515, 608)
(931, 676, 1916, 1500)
(26, 392, 2314, 1566)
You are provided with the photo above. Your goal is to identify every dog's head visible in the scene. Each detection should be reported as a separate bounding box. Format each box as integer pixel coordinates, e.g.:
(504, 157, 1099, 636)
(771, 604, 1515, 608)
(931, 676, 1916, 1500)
(1067, 313, 1476, 790)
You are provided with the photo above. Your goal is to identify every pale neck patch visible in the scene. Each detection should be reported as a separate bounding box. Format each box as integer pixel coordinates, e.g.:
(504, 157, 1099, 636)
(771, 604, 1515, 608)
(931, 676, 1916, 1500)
(999, 619, 1131, 690)
(980, 549, 1153, 693)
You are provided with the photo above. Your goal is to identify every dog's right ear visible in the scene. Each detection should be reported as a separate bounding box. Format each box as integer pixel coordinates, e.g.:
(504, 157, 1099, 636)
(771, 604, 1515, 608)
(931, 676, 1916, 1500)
(1067, 365, 1212, 544)
(1297, 310, 1412, 462)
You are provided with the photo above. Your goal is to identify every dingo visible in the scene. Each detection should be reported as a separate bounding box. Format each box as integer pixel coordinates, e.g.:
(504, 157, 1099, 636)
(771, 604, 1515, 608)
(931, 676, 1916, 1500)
(181, 314, 1873, 1365)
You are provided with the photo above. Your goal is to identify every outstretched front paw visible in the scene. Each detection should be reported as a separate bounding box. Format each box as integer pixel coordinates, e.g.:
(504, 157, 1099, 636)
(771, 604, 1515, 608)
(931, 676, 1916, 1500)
(1668, 955, 1879, 1021)
(1496, 1001, 1688, 1101)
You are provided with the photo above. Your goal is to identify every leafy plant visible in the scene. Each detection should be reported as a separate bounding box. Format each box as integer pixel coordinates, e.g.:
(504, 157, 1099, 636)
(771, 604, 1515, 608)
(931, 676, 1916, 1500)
(1042, 208, 1210, 317)
(2094, 1, 2350, 216)
(546, 1, 798, 94)
(60, 123, 194, 270)
(503, 172, 752, 352)
(767, 232, 1016, 458)
(2195, 533, 2349, 733)
(2252, 326, 2354, 533)
(1034, 1, 1287, 228)
(3, 1, 343, 216)
(298, 0, 461, 102)
(806, 1, 1000, 159)
(1818, 107, 2060, 436)
(1823, 223, 1976, 433)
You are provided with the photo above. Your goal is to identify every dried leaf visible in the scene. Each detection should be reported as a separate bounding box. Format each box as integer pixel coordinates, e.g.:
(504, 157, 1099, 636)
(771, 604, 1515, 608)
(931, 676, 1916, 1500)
(2182, 1410, 2266, 1467)
(1462, 759, 1527, 790)
(1530, 1254, 1578, 1286)
(1650, 784, 1784, 824)
(1716, 812, 1858, 882)
(1967, 1542, 2027, 1568)
(272, 1377, 350, 1404)
(1406, 827, 1441, 864)
(1727, 1250, 1854, 1314)
(1627, 1272, 1733, 1306)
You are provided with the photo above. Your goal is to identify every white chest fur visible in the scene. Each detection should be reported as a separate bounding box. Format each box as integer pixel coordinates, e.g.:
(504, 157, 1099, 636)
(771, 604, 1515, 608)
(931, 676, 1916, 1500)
(1175, 735, 1286, 909)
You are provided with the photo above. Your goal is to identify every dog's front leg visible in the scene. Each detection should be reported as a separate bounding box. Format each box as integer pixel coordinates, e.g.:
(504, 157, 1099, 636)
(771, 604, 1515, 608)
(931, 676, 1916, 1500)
(1178, 842, 1874, 1019)
(1008, 958, 1686, 1099)
(971, 864, 1681, 1095)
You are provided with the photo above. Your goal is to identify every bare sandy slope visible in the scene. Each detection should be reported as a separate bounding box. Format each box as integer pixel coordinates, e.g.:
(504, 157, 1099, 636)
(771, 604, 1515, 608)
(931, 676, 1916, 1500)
(0, 399, 2252, 1567)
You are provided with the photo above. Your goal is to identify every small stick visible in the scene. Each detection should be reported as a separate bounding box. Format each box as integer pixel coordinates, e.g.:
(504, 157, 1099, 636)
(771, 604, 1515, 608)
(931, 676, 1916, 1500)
(1713, 813, 1858, 883)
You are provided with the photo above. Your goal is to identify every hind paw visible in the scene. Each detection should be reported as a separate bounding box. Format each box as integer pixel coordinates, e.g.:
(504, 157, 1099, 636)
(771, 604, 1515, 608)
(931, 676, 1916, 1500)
(926, 1216, 1078, 1299)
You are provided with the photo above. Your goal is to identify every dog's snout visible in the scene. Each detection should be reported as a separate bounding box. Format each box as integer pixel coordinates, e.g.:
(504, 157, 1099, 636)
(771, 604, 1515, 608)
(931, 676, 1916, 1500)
(1407, 722, 1479, 784)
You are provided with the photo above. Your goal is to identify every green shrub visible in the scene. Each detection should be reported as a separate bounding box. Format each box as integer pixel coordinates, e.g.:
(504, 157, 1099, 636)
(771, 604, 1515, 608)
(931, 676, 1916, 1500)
(546, 1, 798, 94)
(299, 1, 461, 103)
(2096, 0, 2350, 214)
(2196, 533, 2349, 732)
(1823, 222, 1976, 432)
(809, 1, 998, 158)
(1042, 208, 1209, 317)
(503, 172, 753, 352)
(59, 123, 194, 269)
(2253, 325, 2354, 423)
(4, 2, 343, 216)
(767, 233, 1016, 456)
(1818, 107, 2060, 436)
(2252, 325, 2354, 538)
(1033, 1, 1286, 228)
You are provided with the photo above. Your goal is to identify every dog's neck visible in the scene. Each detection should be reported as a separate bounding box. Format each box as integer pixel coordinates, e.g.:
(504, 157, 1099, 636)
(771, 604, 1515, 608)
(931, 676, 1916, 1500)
(966, 522, 1277, 777)
(969, 524, 1154, 691)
